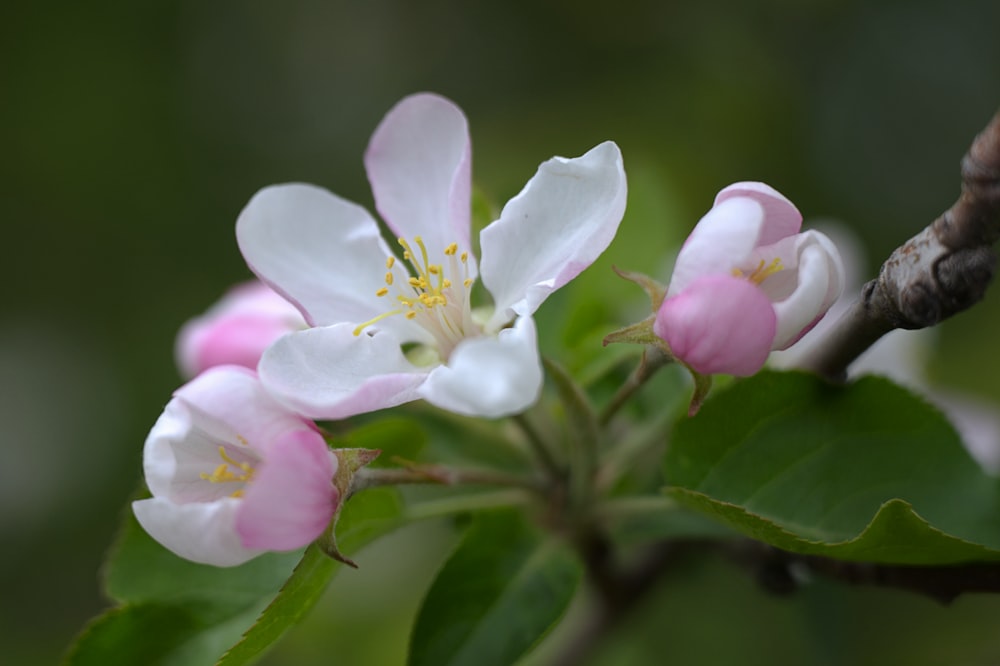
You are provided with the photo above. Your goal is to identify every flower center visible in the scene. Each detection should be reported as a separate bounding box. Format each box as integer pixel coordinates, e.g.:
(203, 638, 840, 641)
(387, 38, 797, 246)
(353, 236, 477, 358)
(200, 445, 256, 498)
(734, 257, 784, 285)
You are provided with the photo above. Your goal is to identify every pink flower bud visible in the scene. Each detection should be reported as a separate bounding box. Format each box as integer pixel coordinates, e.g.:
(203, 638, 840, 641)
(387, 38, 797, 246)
(175, 281, 305, 378)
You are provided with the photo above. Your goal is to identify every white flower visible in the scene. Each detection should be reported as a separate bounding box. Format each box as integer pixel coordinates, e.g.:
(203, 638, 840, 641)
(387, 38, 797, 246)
(237, 93, 627, 418)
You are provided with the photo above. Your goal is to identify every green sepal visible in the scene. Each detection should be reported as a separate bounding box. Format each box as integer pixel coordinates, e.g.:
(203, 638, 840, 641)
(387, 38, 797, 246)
(602, 314, 665, 347)
(687, 370, 713, 416)
(611, 265, 667, 308)
(317, 447, 382, 567)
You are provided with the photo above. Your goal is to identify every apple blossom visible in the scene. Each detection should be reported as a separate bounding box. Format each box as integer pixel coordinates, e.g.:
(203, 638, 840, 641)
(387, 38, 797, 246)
(237, 92, 627, 419)
(132, 365, 338, 567)
(175, 280, 306, 378)
(654, 182, 844, 376)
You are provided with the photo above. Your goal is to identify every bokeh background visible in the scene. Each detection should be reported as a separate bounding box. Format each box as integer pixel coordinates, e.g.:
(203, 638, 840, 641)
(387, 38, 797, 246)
(3, 0, 1000, 664)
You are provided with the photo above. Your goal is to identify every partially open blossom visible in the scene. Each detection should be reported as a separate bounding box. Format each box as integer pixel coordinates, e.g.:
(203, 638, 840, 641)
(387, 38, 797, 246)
(175, 280, 306, 378)
(237, 92, 627, 419)
(132, 365, 338, 567)
(654, 182, 844, 376)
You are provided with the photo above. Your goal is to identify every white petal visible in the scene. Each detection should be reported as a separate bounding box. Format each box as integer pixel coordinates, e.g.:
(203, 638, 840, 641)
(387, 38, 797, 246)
(667, 197, 765, 298)
(714, 182, 802, 246)
(799, 230, 845, 313)
(258, 323, 429, 419)
(418, 316, 542, 418)
(132, 497, 262, 567)
(364, 93, 475, 270)
(771, 243, 835, 349)
(236, 183, 397, 327)
(480, 142, 627, 331)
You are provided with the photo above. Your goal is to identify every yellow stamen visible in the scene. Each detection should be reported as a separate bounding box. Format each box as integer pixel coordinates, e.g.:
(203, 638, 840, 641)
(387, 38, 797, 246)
(376, 287, 389, 297)
(386, 256, 395, 269)
(385, 272, 394, 285)
(353, 309, 404, 335)
(200, 446, 255, 487)
(444, 243, 458, 256)
(746, 258, 784, 285)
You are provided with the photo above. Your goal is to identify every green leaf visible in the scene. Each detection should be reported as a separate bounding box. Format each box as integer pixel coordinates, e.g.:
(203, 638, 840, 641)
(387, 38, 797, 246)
(665, 371, 1000, 564)
(408, 510, 581, 666)
(217, 487, 405, 665)
(66, 488, 406, 666)
(336, 416, 427, 467)
(103, 510, 303, 608)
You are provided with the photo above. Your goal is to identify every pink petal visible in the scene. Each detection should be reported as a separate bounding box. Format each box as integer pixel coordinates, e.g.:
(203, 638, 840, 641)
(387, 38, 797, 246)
(236, 183, 396, 327)
(418, 316, 543, 417)
(655, 275, 776, 376)
(714, 182, 802, 246)
(364, 93, 474, 269)
(235, 430, 338, 551)
(667, 197, 766, 298)
(257, 323, 429, 419)
(479, 142, 627, 331)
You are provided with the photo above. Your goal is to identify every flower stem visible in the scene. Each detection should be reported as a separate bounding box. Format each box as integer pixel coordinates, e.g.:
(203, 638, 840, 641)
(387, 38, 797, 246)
(598, 345, 673, 426)
(404, 489, 534, 521)
(353, 464, 541, 492)
(543, 357, 600, 507)
(512, 412, 564, 482)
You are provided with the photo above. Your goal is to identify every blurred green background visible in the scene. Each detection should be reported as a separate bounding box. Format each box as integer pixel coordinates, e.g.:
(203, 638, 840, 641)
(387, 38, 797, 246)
(3, 0, 1000, 664)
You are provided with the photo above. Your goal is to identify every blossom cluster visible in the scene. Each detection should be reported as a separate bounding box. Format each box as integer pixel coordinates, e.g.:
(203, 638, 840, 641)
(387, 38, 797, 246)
(134, 92, 843, 566)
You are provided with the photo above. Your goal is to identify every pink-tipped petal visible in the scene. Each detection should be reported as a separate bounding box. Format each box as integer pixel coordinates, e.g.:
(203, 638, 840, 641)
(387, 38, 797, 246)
(667, 197, 766, 298)
(655, 275, 776, 376)
(258, 323, 429, 419)
(714, 182, 802, 246)
(235, 430, 338, 551)
(480, 142, 627, 331)
(236, 183, 396, 327)
(132, 497, 262, 567)
(365, 93, 474, 266)
(418, 316, 543, 417)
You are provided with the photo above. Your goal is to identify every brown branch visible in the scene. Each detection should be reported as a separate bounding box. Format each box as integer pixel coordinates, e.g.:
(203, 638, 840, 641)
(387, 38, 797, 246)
(725, 540, 1000, 605)
(553, 536, 1000, 665)
(806, 109, 1000, 380)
